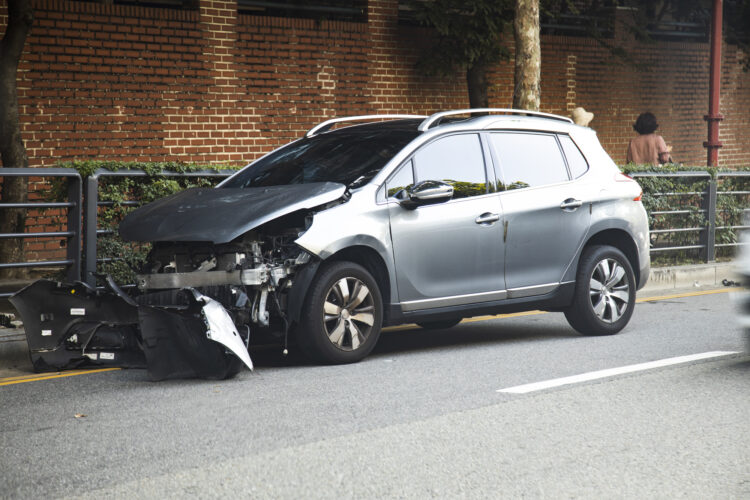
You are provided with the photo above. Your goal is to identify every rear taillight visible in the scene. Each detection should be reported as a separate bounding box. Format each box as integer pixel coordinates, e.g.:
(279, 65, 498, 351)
(615, 173, 641, 200)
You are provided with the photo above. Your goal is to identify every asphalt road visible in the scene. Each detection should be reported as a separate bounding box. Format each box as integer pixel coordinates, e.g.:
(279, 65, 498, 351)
(1, 288, 748, 499)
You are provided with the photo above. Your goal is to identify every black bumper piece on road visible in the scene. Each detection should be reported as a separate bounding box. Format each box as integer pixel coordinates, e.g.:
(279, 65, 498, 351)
(138, 299, 243, 381)
(9, 280, 146, 372)
(10, 280, 245, 381)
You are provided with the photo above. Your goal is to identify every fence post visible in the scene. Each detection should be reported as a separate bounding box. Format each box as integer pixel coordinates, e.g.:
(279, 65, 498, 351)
(83, 175, 99, 286)
(66, 174, 82, 282)
(701, 179, 717, 262)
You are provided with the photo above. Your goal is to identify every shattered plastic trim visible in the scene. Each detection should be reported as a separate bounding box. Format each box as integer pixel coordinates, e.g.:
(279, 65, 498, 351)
(192, 289, 254, 371)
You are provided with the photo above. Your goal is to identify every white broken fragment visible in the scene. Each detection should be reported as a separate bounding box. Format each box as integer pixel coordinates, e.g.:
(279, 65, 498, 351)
(189, 289, 254, 371)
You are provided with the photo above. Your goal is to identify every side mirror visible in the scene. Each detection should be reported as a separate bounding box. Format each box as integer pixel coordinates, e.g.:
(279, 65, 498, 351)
(400, 180, 454, 209)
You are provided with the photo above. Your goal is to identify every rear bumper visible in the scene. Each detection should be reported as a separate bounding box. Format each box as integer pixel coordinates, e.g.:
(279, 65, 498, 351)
(638, 257, 651, 291)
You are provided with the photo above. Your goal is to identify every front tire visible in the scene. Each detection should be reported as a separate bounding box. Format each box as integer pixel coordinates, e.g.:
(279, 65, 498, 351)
(564, 245, 636, 336)
(298, 261, 383, 364)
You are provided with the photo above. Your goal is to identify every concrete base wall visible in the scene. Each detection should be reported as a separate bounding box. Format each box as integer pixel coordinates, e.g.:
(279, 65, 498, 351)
(642, 262, 739, 293)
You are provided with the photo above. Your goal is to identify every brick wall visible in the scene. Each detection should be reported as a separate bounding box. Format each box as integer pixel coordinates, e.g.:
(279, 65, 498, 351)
(0, 0, 748, 169)
(550, 33, 750, 167)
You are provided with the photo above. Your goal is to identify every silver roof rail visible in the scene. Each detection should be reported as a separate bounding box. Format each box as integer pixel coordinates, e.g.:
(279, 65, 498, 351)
(418, 108, 573, 132)
(306, 114, 427, 138)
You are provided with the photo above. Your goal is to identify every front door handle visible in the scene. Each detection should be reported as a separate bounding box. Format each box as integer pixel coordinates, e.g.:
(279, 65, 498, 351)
(560, 198, 583, 211)
(475, 212, 500, 225)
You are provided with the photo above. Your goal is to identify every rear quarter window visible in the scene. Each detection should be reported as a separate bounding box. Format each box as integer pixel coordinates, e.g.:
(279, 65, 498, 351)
(559, 135, 589, 179)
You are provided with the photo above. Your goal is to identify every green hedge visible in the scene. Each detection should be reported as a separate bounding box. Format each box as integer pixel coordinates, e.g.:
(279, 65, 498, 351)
(48, 161, 750, 283)
(621, 164, 750, 265)
(55, 161, 241, 284)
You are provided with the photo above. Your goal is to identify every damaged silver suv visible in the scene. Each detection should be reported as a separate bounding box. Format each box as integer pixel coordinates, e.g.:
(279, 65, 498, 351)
(13, 109, 650, 379)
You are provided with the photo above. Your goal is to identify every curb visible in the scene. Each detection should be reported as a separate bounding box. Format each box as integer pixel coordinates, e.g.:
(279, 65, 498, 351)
(640, 262, 738, 293)
(0, 262, 741, 372)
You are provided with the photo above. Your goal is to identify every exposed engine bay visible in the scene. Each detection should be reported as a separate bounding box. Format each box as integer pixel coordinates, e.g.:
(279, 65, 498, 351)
(11, 182, 348, 381)
(136, 211, 312, 335)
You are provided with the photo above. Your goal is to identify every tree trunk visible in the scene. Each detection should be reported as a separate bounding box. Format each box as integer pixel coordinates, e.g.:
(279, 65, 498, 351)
(466, 62, 489, 108)
(0, 0, 33, 279)
(512, 0, 541, 111)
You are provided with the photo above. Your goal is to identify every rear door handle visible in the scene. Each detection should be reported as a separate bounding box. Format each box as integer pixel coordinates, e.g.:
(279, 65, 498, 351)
(475, 212, 500, 225)
(560, 198, 583, 211)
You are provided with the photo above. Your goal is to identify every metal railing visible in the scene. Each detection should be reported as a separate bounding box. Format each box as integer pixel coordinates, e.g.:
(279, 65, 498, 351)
(1, 168, 748, 298)
(630, 171, 750, 263)
(83, 168, 235, 286)
(0, 168, 82, 297)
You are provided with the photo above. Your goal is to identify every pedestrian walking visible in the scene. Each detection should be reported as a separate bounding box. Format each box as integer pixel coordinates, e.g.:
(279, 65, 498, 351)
(626, 112, 673, 166)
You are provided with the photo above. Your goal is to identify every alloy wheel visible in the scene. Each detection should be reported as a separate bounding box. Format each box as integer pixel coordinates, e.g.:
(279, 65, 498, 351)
(589, 258, 631, 323)
(322, 277, 375, 351)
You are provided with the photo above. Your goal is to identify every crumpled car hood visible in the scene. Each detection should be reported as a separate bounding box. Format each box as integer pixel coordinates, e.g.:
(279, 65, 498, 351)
(119, 182, 347, 243)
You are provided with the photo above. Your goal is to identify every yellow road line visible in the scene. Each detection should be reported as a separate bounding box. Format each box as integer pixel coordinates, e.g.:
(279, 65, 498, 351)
(0, 367, 120, 387)
(382, 310, 549, 332)
(384, 287, 739, 332)
(461, 310, 546, 324)
(636, 287, 739, 303)
(381, 324, 419, 332)
(2, 287, 739, 386)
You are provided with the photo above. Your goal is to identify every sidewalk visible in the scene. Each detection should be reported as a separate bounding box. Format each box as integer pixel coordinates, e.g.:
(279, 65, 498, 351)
(0, 262, 740, 374)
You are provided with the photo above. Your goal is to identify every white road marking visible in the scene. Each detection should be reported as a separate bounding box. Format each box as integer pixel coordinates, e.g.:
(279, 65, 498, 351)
(497, 351, 739, 394)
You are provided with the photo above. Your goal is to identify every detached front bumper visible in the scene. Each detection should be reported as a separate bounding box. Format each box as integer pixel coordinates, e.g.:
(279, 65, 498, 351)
(9, 279, 253, 381)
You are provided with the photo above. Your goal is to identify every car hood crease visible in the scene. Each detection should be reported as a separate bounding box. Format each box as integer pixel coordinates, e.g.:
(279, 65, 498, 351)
(119, 182, 347, 243)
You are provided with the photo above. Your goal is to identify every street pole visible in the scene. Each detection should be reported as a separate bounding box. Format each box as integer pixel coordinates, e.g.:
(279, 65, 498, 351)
(704, 0, 723, 167)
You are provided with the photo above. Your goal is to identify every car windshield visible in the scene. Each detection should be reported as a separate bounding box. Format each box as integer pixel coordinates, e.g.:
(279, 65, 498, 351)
(221, 128, 419, 189)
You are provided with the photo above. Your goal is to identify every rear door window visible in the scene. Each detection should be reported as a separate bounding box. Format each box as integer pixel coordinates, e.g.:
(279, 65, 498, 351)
(490, 133, 569, 190)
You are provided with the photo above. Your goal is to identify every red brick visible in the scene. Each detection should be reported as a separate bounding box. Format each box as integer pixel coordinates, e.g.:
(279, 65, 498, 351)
(0, 0, 746, 169)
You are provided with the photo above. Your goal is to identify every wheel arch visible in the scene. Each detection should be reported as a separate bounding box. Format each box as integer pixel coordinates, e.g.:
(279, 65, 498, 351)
(327, 245, 392, 317)
(288, 244, 392, 328)
(582, 229, 641, 286)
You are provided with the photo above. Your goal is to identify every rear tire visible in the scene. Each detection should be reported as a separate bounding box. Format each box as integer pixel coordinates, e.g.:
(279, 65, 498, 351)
(564, 245, 636, 336)
(297, 261, 383, 364)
